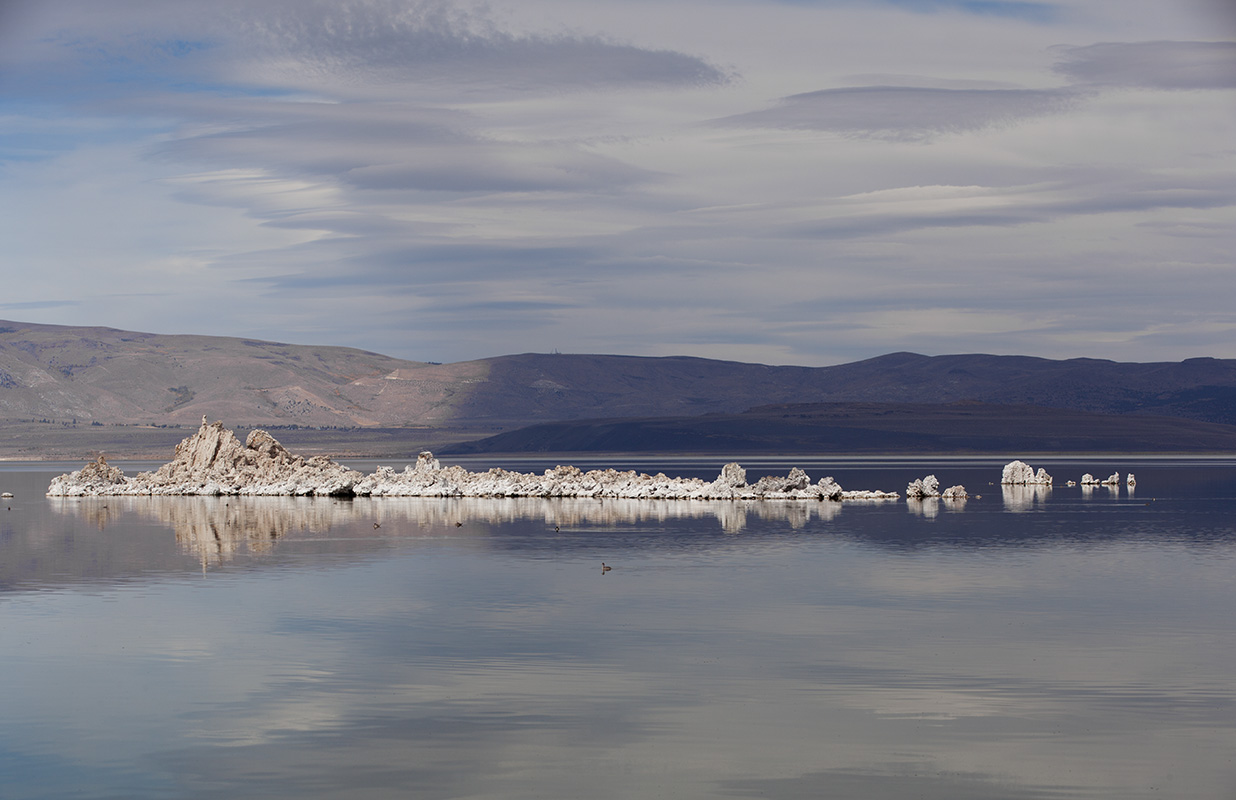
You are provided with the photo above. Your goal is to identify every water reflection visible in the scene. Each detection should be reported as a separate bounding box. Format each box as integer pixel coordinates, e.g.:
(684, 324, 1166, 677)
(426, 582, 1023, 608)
(1080, 483, 1121, 499)
(1001, 483, 1051, 511)
(10, 463, 1236, 800)
(48, 495, 888, 565)
(907, 496, 966, 518)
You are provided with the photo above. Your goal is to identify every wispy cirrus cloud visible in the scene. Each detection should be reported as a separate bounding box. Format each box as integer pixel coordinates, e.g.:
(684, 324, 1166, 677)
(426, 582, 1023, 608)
(226, 4, 731, 94)
(1, 0, 1234, 366)
(712, 85, 1083, 140)
(712, 39, 1236, 141)
(2, 0, 729, 101)
(1051, 40, 1236, 90)
(778, 172, 1236, 239)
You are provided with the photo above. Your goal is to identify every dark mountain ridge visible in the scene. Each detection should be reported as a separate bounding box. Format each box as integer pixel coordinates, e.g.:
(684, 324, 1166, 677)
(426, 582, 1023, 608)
(444, 401, 1236, 455)
(4, 319, 1236, 456)
(455, 351, 1236, 428)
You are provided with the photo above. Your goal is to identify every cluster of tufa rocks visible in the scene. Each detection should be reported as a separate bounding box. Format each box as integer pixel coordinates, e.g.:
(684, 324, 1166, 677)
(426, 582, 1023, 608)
(905, 474, 968, 500)
(1078, 472, 1134, 486)
(47, 421, 363, 497)
(1003, 461, 1136, 489)
(47, 419, 903, 501)
(1000, 460, 1053, 486)
(48, 420, 1161, 505)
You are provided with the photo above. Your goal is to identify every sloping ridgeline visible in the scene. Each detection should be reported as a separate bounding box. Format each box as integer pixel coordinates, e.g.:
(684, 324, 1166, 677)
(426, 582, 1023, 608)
(443, 402, 1236, 454)
(449, 352, 1236, 429)
(5, 320, 1236, 455)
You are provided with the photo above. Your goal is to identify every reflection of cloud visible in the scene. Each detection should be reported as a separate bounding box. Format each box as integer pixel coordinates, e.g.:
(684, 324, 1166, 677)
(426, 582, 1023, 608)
(859, 686, 1020, 720)
(724, 764, 1078, 800)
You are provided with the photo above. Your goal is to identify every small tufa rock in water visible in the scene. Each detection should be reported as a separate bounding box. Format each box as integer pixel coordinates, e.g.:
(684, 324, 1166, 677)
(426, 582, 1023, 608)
(907, 475, 967, 500)
(906, 475, 940, 498)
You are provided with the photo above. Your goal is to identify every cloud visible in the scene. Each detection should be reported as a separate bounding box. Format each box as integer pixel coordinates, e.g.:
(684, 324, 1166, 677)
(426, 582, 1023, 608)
(2, 0, 1235, 366)
(1052, 41, 1236, 90)
(884, 0, 1061, 23)
(0, 300, 80, 310)
(712, 41, 1236, 143)
(233, 5, 731, 94)
(783, 173, 1236, 239)
(713, 85, 1083, 140)
(159, 107, 660, 194)
(3, 0, 729, 100)
(768, 0, 1061, 24)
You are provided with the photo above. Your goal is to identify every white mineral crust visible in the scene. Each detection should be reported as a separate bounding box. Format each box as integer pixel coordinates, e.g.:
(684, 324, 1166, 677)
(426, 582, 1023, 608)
(906, 474, 940, 498)
(48, 420, 901, 501)
(46, 421, 364, 497)
(1001, 461, 1052, 485)
(906, 474, 967, 500)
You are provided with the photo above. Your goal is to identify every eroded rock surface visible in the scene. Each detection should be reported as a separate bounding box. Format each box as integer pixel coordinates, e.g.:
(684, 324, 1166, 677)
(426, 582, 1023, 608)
(48, 421, 363, 496)
(1001, 460, 1052, 485)
(906, 474, 968, 500)
(47, 454, 128, 495)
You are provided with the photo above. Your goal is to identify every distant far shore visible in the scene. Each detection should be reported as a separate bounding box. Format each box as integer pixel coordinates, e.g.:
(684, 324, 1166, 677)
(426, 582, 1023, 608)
(5, 410, 1236, 463)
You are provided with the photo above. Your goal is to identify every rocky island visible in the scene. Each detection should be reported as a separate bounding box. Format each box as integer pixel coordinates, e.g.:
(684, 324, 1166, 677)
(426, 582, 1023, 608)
(47, 418, 906, 501)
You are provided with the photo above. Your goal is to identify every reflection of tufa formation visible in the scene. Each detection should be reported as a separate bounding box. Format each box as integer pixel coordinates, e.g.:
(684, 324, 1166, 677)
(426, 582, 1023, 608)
(48, 419, 906, 500)
(48, 493, 872, 565)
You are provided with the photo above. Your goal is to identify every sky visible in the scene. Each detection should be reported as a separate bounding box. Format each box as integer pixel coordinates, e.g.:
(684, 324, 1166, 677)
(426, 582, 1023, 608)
(1, 0, 1234, 367)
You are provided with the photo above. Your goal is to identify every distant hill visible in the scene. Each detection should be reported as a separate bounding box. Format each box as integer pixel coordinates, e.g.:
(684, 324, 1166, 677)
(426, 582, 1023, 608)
(4, 319, 1236, 457)
(443, 402, 1236, 455)
(449, 351, 1236, 428)
(0, 320, 485, 428)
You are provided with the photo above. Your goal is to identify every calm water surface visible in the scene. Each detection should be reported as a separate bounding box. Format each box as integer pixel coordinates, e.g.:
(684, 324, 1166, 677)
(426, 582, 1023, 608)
(1, 456, 1235, 799)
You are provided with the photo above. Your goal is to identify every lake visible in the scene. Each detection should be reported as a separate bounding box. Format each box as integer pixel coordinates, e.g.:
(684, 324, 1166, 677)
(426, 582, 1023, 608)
(2, 456, 1235, 799)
